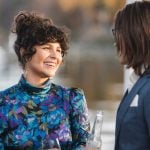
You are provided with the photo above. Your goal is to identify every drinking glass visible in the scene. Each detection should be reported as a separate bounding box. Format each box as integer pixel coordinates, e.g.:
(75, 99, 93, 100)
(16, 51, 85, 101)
(85, 110, 103, 150)
(41, 138, 61, 150)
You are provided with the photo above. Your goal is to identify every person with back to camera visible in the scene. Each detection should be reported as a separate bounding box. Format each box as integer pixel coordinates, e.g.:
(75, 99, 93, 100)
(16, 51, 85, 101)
(0, 11, 90, 150)
(112, 1, 150, 150)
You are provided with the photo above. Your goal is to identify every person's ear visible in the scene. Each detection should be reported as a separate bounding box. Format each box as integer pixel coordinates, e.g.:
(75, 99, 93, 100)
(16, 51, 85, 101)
(20, 48, 29, 66)
(61, 59, 65, 65)
(20, 48, 25, 57)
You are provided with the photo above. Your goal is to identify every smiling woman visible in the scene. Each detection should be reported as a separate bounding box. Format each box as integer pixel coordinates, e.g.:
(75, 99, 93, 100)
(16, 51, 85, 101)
(25, 42, 63, 87)
(0, 11, 90, 150)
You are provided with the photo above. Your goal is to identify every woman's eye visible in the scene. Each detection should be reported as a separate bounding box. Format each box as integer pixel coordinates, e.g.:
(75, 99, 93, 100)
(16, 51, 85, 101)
(42, 47, 49, 50)
(57, 49, 62, 53)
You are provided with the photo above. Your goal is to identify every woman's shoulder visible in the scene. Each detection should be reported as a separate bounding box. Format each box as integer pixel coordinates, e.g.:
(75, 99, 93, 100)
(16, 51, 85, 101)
(51, 83, 86, 107)
(0, 84, 18, 99)
(51, 83, 84, 95)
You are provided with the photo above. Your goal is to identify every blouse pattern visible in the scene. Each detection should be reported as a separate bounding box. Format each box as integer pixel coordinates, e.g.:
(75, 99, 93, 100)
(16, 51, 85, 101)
(0, 76, 90, 150)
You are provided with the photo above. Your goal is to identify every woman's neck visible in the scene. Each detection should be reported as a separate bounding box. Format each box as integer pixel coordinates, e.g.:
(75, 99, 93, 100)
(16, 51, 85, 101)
(23, 72, 49, 88)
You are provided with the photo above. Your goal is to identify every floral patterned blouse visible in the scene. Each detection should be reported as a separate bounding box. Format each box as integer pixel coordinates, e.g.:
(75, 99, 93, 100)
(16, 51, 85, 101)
(0, 76, 90, 150)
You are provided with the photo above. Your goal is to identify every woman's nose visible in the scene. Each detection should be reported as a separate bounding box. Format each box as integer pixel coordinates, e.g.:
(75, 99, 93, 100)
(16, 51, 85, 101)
(49, 49, 57, 58)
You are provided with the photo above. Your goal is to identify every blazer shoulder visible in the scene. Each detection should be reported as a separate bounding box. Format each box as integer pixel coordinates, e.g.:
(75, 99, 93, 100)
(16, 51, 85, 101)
(139, 76, 150, 101)
(142, 75, 150, 88)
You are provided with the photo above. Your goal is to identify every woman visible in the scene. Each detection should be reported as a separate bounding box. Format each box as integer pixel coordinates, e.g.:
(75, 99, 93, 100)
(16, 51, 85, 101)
(0, 11, 90, 150)
(113, 1, 150, 150)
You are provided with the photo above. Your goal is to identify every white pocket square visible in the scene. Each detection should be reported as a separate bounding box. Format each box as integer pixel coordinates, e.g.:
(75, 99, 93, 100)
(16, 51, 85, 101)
(130, 94, 139, 107)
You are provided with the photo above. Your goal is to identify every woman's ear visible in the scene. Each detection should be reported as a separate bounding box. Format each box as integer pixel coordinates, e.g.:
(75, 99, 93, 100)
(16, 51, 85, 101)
(61, 59, 65, 65)
(20, 48, 28, 68)
(20, 48, 25, 57)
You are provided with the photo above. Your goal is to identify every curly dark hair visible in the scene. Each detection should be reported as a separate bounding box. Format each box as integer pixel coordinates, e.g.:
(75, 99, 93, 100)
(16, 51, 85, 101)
(113, 1, 150, 75)
(12, 11, 70, 69)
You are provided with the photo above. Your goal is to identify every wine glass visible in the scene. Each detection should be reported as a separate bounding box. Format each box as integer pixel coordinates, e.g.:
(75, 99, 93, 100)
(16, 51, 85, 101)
(84, 140, 101, 150)
(41, 138, 61, 150)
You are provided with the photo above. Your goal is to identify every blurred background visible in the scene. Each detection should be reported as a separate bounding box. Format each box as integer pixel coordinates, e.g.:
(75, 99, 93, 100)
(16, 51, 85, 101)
(0, 0, 126, 149)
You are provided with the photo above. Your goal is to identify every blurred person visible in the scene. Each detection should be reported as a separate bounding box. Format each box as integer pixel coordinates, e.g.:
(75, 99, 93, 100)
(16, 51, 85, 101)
(0, 11, 90, 150)
(112, 1, 150, 150)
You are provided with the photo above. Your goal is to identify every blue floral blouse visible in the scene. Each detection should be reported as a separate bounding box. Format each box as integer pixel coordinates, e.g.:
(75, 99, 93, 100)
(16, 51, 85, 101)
(0, 76, 90, 150)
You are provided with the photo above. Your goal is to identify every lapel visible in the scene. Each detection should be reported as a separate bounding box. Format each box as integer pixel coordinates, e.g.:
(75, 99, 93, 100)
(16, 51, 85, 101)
(116, 74, 149, 138)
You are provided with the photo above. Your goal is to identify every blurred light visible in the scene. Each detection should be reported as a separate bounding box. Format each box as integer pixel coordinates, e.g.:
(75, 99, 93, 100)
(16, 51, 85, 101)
(126, 0, 142, 4)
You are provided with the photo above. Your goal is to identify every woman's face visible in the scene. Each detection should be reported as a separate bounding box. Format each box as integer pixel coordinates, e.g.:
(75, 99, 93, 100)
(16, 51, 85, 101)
(25, 42, 63, 80)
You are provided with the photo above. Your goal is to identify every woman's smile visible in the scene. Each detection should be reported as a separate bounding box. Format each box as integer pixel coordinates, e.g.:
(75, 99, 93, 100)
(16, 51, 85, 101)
(44, 61, 57, 68)
(25, 42, 63, 85)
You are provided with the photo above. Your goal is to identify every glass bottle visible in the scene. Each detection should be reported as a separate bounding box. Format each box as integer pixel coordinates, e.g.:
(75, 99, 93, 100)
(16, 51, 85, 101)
(86, 110, 103, 150)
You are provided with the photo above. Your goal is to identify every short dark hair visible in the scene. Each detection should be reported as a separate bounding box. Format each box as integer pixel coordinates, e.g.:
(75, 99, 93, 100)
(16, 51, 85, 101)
(113, 1, 150, 75)
(12, 11, 70, 69)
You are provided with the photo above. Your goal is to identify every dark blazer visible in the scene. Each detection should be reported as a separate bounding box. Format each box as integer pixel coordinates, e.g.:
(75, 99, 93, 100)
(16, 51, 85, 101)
(115, 72, 150, 150)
